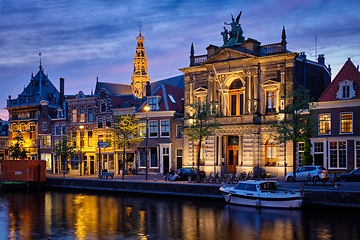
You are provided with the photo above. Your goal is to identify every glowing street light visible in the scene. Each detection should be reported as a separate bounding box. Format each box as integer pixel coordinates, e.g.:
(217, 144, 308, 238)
(144, 105, 150, 180)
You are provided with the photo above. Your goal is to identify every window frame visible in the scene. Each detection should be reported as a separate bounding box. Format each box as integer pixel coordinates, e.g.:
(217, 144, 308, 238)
(42, 122, 47, 131)
(148, 97, 157, 111)
(80, 109, 85, 123)
(88, 108, 93, 123)
(265, 138, 277, 166)
(149, 120, 158, 138)
(329, 141, 347, 169)
(340, 112, 353, 134)
(72, 109, 77, 123)
(160, 119, 170, 137)
(318, 113, 331, 135)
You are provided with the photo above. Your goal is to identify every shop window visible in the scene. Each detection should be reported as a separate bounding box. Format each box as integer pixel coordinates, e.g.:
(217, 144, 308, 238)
(150, 148, 158, 168)
(329, 141, 346, 169)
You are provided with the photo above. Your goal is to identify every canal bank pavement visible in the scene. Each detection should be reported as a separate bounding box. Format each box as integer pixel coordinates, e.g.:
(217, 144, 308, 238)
(46, 173, 360, 192)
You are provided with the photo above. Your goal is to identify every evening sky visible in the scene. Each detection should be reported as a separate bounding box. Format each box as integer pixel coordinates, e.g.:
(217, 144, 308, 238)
(1, 0, 359, 119)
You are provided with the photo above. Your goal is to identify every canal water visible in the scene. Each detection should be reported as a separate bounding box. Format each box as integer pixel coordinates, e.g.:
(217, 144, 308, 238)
(0, 189, 359, 240)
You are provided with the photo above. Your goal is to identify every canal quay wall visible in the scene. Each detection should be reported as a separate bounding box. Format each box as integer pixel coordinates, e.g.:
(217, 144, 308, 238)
(46, 177, 360, 209)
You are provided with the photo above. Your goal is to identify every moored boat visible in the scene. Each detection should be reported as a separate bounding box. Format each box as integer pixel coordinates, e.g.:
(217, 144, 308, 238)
(219, 180, 302, 209)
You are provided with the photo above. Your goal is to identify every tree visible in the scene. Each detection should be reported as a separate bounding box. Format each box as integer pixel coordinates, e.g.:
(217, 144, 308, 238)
(53, 134, 76, 177)
(183, 101, 220, 182)
(270, 86, 317, 181)
(9, 134, 28, 159)
(112, 114, 143, 180)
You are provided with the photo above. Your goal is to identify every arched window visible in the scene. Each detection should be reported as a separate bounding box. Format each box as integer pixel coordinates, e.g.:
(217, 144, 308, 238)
(265, 138, 277, 166)
(229, 79, 244, 116)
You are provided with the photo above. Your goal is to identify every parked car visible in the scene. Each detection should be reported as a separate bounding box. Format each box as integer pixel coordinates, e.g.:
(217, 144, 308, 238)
(285, 165, 329, 182)
(338, 169, 360, 182)
(174, 167, 205, 181)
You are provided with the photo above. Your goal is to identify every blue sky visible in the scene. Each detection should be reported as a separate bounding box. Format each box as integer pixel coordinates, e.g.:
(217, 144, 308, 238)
(1, 0, 360, 120)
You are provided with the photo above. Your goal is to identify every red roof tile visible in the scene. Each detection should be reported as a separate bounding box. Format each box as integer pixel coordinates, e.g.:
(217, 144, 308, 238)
(318, 59, 360, 101)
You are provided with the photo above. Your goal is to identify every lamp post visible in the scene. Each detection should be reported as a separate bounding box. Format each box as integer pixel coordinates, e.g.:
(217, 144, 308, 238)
(144, 105, 150, 180)
(79, 125, 84, 176)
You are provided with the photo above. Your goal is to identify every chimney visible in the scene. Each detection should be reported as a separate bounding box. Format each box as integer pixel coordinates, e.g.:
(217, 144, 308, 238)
(60, 78, 65, 105)
(318, 54, 325, 65)
(146, 82, 151, 96)
(300, 52, 306, 59)
(190, 43, 195, 67)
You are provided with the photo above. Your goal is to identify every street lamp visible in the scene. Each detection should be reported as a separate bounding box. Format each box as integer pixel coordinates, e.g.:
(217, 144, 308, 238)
(79, 125, 84, 176)
(144, 105, 150, 180)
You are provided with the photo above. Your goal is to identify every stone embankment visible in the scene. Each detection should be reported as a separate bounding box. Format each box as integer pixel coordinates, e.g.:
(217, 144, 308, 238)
(46, 177, 360, 209)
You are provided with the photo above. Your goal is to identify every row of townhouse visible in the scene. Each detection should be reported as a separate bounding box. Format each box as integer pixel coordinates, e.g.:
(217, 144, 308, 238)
(5, 15, 360, 177)
(6, 64, 184, 176)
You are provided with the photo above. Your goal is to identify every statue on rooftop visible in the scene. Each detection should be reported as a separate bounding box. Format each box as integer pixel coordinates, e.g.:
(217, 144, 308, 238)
(222, 11, 245, 46)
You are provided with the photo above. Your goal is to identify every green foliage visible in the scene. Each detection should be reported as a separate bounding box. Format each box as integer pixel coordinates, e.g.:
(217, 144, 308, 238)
(270, 86, 318, 144)
(53, 133, 76, 168)
(112, 114, 143, 179)
(270, 86, 317, 179)
(184, 101, 220, 142)
(112, 114, 143, 149)
(9, 134, 28, 159)
(184, 101, 220, 182)
(299, 133, 313, 166)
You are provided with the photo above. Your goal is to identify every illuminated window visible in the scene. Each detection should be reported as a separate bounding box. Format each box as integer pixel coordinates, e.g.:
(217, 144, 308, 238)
(266, 91, 276, 114)
(80, 131, 84, 147)
(88, 131, 93, 147)
(40, 135, 51, 148)
(229, 79, 244, 116)
(265, 139, 277, 166)
(149, 120, 158, 137)
(340, 113, 352, 133)
(161, 120, 170, 137)
(319, 114, 331, 134)
(80, 109, 85, 123)
(329, 141, 346, 169)
(72, 109, 77, 123)
(139, 121, 146, 138)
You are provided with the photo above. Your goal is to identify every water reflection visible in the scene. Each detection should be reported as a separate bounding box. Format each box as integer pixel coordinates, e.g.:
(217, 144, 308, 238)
(0, 189, 359, 239)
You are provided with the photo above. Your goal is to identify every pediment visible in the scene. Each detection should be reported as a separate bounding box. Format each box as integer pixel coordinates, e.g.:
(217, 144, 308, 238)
(194, 87, 208, 97)
(75, 91, 86, 99)
(260, 79, 280, 90)
(202, 48, 255, 64)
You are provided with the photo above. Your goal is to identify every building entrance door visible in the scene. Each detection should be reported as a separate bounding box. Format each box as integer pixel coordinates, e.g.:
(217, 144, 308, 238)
(226, 136, 239, 173)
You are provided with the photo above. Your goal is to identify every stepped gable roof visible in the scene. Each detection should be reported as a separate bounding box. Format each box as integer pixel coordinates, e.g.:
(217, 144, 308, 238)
(20, 67, 60, 104)
(94, 81, 132, 95)
(150, 75, 184, 93)
(318, 59, 360, 101)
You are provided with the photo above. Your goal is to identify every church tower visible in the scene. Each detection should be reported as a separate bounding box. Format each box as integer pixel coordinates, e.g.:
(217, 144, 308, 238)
(131, 25, 150, 99)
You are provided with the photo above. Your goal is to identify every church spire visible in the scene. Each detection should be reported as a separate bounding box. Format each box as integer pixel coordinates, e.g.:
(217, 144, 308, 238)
(131, 22, 150, 99)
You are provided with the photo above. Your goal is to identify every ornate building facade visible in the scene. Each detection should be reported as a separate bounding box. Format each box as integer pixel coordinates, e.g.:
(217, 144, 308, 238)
(179, 16, 331, 177)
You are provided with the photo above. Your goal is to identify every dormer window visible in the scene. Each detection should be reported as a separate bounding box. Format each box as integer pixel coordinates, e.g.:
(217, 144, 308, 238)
(148, 97, 158, 111)
(336, 80, 356, 100)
